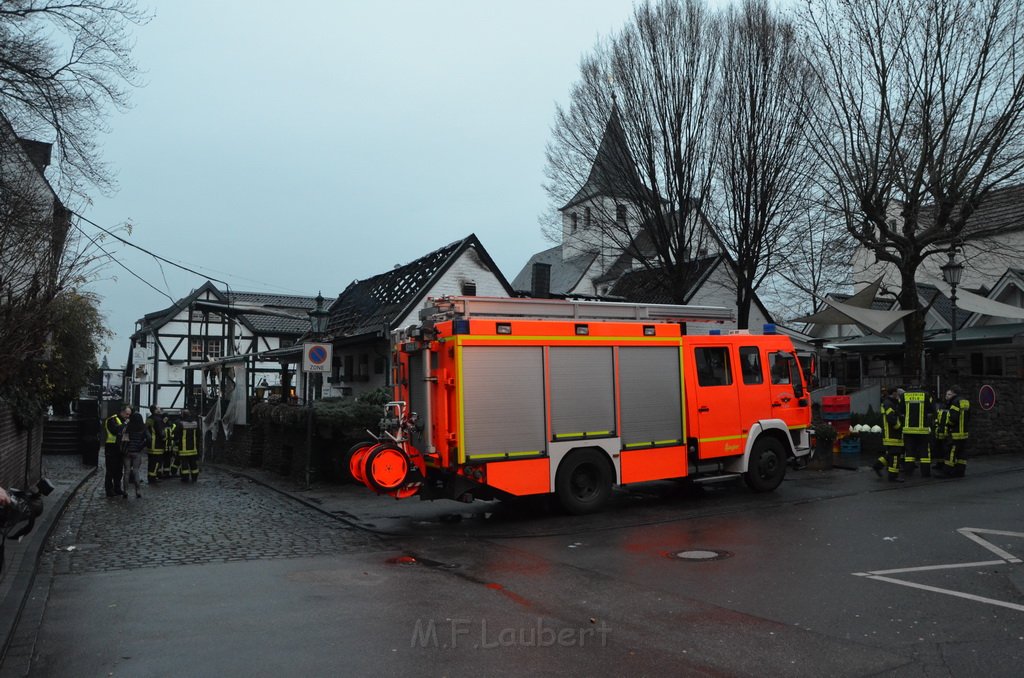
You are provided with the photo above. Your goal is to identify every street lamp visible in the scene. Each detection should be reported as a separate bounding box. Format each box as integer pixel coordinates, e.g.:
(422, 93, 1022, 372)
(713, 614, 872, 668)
(941, 246, 964, 373)
(304, 292, 331, 489)
(308, 292, 330, 338)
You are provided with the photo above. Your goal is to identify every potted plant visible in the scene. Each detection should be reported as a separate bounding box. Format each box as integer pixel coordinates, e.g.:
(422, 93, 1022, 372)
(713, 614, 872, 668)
(813, 421, 837, 455)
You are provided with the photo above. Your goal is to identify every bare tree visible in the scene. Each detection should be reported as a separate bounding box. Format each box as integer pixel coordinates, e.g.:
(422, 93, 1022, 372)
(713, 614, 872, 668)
(0, 0, 148, 199)
(543, 0, 721, 303)
(770, 200, 857, 320)
(713, 0, 818, 327)
(800, 0, 1024, 379)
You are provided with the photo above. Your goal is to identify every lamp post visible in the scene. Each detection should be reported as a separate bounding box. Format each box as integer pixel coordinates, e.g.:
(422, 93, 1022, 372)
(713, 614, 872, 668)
(941, 247, 964, 376)
(305, 292, 330, 487)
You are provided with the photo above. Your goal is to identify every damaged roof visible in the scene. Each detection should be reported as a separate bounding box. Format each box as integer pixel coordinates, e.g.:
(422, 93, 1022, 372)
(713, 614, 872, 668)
(326, 234, 512, 341)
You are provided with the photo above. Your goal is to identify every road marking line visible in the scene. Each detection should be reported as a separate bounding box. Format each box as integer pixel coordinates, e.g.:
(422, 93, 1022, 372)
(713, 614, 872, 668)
(957, 528, 1024, 563)
(853, 559, 1006, 576)
(853, 527, 1024, 612)
(861, 575, 1024, 613)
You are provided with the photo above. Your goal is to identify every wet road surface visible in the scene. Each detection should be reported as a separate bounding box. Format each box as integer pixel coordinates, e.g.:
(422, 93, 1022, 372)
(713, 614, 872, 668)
(8, 456, 1024, 677)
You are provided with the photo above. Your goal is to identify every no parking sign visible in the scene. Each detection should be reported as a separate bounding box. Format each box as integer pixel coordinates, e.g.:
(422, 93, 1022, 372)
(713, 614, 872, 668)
(302, 342, 332, 373)
(979, 384, 996, 410)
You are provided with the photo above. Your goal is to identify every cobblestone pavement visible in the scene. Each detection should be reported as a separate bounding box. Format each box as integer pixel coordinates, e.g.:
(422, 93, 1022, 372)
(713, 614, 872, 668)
(41, 461, 383, 576)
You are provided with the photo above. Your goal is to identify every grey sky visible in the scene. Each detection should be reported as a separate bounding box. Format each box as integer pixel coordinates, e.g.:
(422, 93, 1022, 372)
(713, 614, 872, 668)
(84, 0, 645, 364)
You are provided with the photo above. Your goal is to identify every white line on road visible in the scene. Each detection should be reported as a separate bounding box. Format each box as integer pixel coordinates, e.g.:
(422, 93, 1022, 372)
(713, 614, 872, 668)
(957, 528, 1024, 563)
(853, 527, 1024, 612)
(860, 575, 1024, 613)
(852, 559, 1005, 576)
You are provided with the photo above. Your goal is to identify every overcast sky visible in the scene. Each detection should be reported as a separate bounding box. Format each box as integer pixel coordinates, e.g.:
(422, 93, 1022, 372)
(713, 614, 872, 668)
(83, 0, 658, 364)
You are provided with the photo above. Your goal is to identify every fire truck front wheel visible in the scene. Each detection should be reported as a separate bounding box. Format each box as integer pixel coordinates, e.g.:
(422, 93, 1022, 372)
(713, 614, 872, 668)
(555, 449, 613, 515)
(744, 437, 787, 492)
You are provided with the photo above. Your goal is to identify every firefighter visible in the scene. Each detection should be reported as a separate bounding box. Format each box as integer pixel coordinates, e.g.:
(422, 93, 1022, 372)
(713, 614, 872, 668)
(177, 409, 200, 483)
(874, 387, 904, 482)
(901, 384, 935, 478)
(103, 405, 131, 497)
(163, 414, 179, 478)
(933, 396, 951, 472)
(145, 406, 165, 484)
(935, 385, 970, 477)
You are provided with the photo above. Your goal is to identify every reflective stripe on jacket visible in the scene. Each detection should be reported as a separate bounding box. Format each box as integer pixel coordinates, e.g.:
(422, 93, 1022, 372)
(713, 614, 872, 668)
(104, 415, 123, 444)
(949, 397, 970, 440)
(146, 416, 166, 451)
(178, 421, 198, 455)
(902, 390, 933, 435)
(881, 397, 903, 447)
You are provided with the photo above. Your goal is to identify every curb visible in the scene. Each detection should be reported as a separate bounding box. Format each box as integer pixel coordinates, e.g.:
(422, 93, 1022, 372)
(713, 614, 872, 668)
(0, 464, 96, 670)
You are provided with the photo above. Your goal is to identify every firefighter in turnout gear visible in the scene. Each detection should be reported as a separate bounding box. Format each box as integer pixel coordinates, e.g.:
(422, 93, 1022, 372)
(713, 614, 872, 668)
(145, 407, 165, 484)
(935, 386, 970, 477)
(901, 385, 935, 477)
(177, 410, 200, 483)
(104, 406, 131, 497)
(163, 415, 178, 478)
(874, 388, 904, 482)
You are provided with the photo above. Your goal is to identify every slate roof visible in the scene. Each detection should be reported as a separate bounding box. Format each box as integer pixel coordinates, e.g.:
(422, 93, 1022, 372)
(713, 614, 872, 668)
(510, 245, 597, 296)
(326, 234, 512, 341)
(134, 281, 320, 338)
(957, 183, 1024, 235)
(608, 255, 721, 304)
(228, 291, 320, 335)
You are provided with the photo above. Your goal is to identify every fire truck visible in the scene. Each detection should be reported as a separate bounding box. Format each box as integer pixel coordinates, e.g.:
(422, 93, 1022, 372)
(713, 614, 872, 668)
(347, 297, 812, 514)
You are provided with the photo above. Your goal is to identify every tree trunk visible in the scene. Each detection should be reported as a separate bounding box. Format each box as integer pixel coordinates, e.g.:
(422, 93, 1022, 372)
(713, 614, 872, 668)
(899, 268, 925, 383)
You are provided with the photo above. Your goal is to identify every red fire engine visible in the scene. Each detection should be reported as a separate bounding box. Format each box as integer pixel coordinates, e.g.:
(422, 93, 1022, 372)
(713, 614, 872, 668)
(347, 297, 812, 514)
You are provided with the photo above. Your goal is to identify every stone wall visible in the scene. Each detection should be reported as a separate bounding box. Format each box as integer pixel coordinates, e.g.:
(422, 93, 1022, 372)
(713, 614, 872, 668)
(0, 405, 43, 490)
(954, 376, 1022, 454)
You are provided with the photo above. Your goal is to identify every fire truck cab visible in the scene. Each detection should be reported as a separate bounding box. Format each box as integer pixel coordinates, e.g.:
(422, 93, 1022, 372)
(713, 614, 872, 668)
(348, 297, 812, 514)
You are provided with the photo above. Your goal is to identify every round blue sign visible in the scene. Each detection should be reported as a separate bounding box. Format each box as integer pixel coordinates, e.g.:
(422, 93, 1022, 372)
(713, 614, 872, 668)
(979, 384, 996, 411)
(308, 345, 328, 365)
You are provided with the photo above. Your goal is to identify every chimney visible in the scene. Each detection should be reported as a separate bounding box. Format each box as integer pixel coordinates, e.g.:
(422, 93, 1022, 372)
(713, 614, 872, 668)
(18, 138, 52, 173)
(531, 263, 551, 298)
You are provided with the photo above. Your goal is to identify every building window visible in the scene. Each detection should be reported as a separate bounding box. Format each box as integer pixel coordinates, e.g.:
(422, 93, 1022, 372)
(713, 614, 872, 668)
(344, 355, 354, 382)
(461, 281, 477, 296)
(190, 339, 204, 360)
(985, 355, 1003, 376)
(206, 340, 222, 359)
(571, 212, 578, 233)
(616, 204, 627, 224)
(585, 207, 592, 228)
(374, 357, 386, 375)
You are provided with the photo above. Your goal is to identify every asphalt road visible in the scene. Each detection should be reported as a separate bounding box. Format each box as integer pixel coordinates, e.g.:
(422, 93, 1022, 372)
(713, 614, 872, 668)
(8, 456, 1024, 677)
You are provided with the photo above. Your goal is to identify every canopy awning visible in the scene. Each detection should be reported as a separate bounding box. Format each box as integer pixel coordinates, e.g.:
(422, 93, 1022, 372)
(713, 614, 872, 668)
(792, 277, 912, 335)
(924, 278, 1024, 320)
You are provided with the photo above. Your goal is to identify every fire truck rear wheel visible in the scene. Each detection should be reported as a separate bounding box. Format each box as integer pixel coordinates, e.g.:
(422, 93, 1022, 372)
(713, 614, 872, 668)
(555, 449, 613, 515)
(744, 437, 786, 492)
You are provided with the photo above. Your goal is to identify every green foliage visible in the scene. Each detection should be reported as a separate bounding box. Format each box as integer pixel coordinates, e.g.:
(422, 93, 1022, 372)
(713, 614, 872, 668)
(0, 290, 109, 424)
(252, 388, 390, 437)
(812, 421, 837, 444)
(850, 407, 881, 427)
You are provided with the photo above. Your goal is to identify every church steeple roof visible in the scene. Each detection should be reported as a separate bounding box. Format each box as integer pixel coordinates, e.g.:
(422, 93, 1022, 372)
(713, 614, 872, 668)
(561, 103, 650, 210)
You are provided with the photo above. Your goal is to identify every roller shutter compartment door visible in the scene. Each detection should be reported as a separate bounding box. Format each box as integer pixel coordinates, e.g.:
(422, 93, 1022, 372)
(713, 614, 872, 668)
(619, 346, 683, 447)
(549, 346, 615, 440)
(407, 351, 428, 451)
(461, 346, 545, 459)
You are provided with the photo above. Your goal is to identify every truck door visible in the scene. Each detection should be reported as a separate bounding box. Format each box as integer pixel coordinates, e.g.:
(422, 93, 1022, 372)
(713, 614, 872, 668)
(690, 345, 743, 459)
(767, 351, 807, 429)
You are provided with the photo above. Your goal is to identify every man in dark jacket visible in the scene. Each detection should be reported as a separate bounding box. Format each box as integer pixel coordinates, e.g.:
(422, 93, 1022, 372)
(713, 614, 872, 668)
(103, 405, 131, 497)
